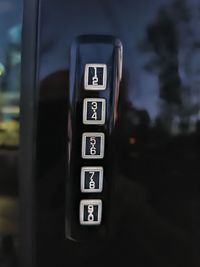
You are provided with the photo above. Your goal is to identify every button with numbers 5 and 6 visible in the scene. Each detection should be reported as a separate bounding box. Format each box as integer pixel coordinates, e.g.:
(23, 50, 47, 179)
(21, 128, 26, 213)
(81, 166, 103, 193)
(80, 199, 102, 225)
(84, 64, 107, 90)
(83, 98, 106, 125)
(82, 133, 105, 159)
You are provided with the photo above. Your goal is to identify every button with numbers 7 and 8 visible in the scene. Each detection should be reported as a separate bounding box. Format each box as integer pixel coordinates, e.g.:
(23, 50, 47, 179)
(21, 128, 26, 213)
(80, 199, 102, 225)
(82, 133, 105, 159)
(83, 98, 106, 125)
(81, 166, 103, 193)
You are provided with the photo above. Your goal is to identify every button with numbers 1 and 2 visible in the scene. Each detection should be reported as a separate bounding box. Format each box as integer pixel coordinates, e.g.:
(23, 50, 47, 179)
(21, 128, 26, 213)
(84, 64, 107, 90)
(81, 166, 103, 193)
(82, 132, 105, 159)
(80, 199, 102, 225)
(83, 98, 106, 125)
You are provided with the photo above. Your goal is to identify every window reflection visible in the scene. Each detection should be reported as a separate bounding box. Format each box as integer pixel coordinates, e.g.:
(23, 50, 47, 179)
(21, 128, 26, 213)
(139, 0, 200, 135)
(0, 0, 22, 266)
(0, 24, 21, 147)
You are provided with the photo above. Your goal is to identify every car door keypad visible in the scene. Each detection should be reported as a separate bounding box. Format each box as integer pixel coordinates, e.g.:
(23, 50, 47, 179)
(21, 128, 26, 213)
(80, 63, 106, 225)
(66, 35, 123, 240)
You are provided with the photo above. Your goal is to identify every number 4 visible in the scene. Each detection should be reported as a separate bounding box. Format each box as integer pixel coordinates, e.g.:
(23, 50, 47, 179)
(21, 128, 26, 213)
(91, 112, 97, 120)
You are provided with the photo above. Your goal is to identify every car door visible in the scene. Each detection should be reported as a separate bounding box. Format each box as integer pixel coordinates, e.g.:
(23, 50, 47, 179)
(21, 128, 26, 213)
(20, 1, 200, 267)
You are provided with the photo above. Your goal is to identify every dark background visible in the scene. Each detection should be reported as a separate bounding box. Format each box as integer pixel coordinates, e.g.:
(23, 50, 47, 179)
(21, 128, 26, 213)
(33, 0, 200, 266)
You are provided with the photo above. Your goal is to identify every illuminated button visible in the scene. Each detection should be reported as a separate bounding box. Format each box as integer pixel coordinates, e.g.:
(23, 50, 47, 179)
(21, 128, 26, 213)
(81, 166, 103, 193)
(84, 64, 107, 90)
(83, 98, 106, 125)
(80, 199, 102, 225)
(82, 133, 105, 159)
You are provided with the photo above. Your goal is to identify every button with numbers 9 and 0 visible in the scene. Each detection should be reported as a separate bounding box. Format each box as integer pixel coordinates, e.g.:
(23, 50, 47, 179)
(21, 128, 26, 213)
(84, 64, 107, 90)
(81, 166, 103, 193)
(83, 98, 106, 125)
(80, 199, 102, 225)
(82, 133, 105, 159)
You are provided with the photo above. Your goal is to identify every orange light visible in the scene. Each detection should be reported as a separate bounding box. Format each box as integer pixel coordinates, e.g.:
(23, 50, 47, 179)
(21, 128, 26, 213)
(129, 137, 136, 145)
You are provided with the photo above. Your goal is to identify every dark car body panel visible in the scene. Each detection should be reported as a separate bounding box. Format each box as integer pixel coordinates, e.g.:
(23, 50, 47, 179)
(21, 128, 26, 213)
(20, 0, 200, 266)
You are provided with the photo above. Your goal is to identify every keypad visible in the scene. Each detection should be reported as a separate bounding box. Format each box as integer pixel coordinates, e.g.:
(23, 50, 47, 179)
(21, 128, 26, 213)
(80, 63, 107, 226)
(66, 36, 123, 238)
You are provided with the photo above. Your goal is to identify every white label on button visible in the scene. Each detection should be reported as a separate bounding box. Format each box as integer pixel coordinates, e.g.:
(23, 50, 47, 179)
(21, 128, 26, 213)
(83, 98, 106, 125)
(82, 132, 105, 159)
(81, 166, 103, 193)
(80, 199, 102, 225)
(84, 64, 107, 90)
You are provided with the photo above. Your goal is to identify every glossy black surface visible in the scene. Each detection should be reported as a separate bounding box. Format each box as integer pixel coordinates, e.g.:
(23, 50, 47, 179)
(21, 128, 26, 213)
(24, 0, 200, 266)
(66, 35, 122, 240)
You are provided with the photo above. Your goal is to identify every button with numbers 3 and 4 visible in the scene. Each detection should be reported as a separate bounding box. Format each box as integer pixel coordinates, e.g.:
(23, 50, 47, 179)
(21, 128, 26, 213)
(81, 166, 103, 193)
(83, 98, 106, 125)
(84, 64, 107, 90)
(80, 199, 102, 225)
(82, 133, 105, 159)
